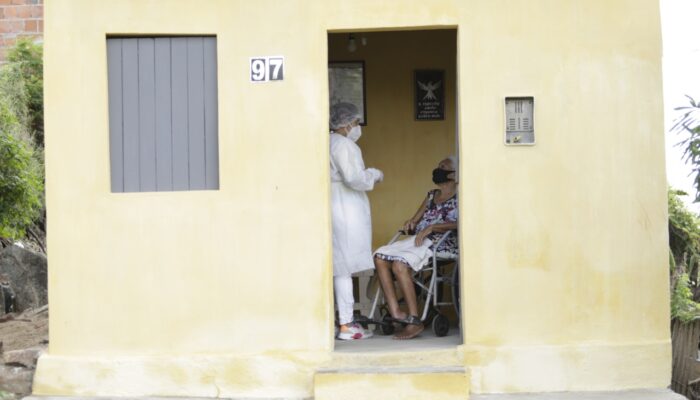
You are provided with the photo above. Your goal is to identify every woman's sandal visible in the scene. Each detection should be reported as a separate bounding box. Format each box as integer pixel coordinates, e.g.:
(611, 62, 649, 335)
(394, 318, 425, 340)
(394, 315, 425, 340)
(390, 315, 422, 326)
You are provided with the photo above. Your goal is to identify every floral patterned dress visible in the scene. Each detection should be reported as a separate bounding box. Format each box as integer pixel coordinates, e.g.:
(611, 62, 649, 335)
(376, 189, 458, 265)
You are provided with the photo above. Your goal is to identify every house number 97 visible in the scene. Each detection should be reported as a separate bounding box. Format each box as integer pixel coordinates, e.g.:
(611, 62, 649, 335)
(250, 56, 285, 82)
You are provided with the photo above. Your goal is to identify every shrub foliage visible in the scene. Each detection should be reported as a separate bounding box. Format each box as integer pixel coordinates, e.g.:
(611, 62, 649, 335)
(669, 189, 700, 322)
(0, 38, 44, 240)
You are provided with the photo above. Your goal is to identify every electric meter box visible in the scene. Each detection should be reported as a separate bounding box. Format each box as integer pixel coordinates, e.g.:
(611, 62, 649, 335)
(504, 96, 534, 145)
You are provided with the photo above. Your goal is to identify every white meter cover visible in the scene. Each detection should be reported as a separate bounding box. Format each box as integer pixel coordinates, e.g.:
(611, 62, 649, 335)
(505, 97, 534, 145)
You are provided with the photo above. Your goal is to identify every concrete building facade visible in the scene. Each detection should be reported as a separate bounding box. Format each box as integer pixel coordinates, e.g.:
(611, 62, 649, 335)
(38, 1, 669, 398)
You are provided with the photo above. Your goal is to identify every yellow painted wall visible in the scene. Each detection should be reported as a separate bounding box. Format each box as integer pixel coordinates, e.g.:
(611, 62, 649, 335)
(329, 30, 457, 249)
(457, 0, 669, 392)
(37, 0, 669, 397)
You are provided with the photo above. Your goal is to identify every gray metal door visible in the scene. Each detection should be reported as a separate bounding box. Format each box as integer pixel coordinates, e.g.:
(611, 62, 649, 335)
(107, 36, 219, 192)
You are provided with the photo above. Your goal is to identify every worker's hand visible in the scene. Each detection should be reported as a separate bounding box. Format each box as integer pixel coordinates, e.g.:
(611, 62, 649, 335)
(367, 168, 383, 183)
(415, 226, 432, 246)
(403, 219, 416, 234)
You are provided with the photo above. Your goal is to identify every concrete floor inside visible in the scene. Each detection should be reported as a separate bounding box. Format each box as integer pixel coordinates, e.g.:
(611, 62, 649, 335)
(334, 325, 461, 353)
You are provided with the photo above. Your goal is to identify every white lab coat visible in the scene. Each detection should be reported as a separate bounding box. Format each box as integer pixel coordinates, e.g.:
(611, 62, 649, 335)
(330, 133, 380, 276)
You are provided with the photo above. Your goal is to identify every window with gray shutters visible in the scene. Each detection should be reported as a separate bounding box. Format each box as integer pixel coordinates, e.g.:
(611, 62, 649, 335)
(107, 36, 219, 192)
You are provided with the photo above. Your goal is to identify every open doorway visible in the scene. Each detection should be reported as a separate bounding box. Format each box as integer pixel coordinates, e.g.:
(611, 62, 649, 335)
(328, 29, 460, 352)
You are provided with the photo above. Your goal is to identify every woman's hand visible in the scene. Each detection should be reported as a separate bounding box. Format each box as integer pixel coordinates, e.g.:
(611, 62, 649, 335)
(403, 219, 416, 234)
(415, 226, 433, 246)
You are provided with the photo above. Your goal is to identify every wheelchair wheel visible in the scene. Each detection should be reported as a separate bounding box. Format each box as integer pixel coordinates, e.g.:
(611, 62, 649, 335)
(380, 312, 395, 335)
(432, 313, 450, 337)
(354, 314, 370, 330)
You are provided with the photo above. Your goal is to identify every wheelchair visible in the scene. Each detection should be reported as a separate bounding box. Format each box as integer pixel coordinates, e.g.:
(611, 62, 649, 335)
(357, 229, 460, 337)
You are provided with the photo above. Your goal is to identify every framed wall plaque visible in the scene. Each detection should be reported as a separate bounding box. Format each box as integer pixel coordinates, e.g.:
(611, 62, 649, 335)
(329, 61, 367, 125)
(415, 69, 445, 121)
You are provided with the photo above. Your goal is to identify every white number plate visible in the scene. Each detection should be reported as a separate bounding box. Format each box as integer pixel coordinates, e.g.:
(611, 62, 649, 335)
(250, 56, 285, 82)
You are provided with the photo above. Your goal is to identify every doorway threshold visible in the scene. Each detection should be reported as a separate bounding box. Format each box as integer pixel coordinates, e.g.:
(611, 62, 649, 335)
(329, 328, 462, 369)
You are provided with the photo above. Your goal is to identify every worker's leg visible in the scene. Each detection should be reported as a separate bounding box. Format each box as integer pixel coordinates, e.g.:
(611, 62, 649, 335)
(335, 274, 372, 340)
(334, 274, 354, 327)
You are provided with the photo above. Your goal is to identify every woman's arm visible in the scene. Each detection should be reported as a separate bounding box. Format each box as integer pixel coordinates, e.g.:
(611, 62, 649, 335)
(403, 196, 429, 233)
(415, 221, 458, 246)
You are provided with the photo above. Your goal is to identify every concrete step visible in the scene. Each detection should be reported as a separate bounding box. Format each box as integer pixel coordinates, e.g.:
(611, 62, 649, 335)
(471, 389, 684, 400)
(314, 366, 470, 400)
(329, 335, 463, 369)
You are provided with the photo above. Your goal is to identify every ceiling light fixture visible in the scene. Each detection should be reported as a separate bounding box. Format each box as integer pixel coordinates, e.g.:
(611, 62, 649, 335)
(347, 33, 357, 52)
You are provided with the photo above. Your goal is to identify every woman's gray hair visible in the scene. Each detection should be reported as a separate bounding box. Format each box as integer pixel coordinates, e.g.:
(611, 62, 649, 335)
(447, 155, 458, 169)
(447, 155, 458, 182)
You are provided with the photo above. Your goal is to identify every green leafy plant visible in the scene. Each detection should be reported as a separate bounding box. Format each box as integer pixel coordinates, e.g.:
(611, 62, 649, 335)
(0, 129, 43, 239)
(669, 189, 700, 322)
(674, 96, 700, 202)
(2, 38, 43, 148)
(0, 38, 44, 241)
(672, 272, 700, 323)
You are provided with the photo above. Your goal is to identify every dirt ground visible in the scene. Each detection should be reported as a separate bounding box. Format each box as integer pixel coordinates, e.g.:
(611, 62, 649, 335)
(0, 307, 47, 352)
(0, 306, 48, 399)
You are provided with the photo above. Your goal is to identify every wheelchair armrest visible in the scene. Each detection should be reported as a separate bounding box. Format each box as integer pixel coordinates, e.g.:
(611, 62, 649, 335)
(387, 230, 405, 244)
(433, 230, 455, 248)
(390, 228, 455, 247)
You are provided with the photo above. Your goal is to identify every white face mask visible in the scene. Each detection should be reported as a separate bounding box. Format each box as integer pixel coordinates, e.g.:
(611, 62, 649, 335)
(347, 125, 362, 142)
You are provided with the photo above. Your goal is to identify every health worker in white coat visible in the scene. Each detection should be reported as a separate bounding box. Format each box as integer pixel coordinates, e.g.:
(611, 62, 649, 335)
(329, 102, 383, 341)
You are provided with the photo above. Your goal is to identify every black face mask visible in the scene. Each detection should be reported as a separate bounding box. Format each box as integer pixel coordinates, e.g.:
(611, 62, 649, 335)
(432, 168, 454, 184)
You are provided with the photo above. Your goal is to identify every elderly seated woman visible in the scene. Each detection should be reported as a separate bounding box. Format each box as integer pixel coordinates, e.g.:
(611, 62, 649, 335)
(373, 156, 458, 340)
